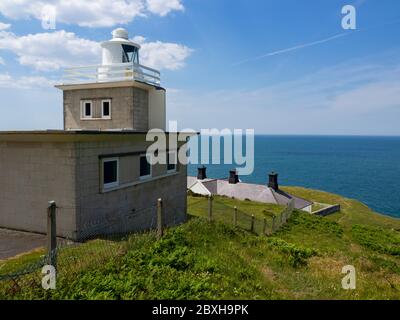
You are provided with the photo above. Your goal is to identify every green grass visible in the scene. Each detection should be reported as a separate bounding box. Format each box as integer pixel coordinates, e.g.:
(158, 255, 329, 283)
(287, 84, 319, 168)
(188, 194, 286, 234)
(1, 187, 400, 300)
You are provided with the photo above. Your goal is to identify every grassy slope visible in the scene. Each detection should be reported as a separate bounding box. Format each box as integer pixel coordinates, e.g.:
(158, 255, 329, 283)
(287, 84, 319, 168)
(1, 188, 400, 300)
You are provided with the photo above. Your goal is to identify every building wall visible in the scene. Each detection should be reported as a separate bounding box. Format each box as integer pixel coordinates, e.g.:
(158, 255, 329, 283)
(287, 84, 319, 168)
(132, 87, 149, 131)
(149, 88, 166, 130)
(74, 140, 187, 239)
(0, 141, 77, 238)
(63, 87, 149, 131)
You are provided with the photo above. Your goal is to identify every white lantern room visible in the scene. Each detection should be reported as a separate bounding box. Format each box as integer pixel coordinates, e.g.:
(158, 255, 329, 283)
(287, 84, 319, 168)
(101, 28, 141, 65)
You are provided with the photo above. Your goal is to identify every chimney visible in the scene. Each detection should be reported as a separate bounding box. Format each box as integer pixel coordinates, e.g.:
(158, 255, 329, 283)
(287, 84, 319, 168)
(229, 170, 239, 184)
(197, 166, 207, 180)
(268, 172, 279, 191)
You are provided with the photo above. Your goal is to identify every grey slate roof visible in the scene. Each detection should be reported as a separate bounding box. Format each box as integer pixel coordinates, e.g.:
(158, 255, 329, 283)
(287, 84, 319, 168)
(187, 176, 312, 210)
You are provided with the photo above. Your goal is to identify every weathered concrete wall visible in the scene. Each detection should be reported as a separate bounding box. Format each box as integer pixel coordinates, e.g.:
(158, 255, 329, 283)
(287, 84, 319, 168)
(148, 88, 166, 130)
(0, 137, 187, 241)
(314, 204, 341, 217)
(74, 140, 187, 239)
(63, 87, 149, 131)
(132, 87, 149, 131)
(0, 141, 77, 238)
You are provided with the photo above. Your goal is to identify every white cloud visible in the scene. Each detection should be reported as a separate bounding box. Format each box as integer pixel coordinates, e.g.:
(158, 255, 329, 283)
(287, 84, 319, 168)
(0, 0, 184, 28)
(0, 30, 192, 71)
(0, 22, 11, 30)
(0, 30, 100, 71)
(0, 57, 4, 65)
(146, 0, 184, 16)
(134, 36, 193, 70)
(0, 73, 55, 89)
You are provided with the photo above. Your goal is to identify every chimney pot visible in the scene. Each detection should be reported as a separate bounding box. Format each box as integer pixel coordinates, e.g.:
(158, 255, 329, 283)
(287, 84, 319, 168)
(197, 166, 207, 180)
(268, 172, 279, 191)
(229, 170, 239, 184)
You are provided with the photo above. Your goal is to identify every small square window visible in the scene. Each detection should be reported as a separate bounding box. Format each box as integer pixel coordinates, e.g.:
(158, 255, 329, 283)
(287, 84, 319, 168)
(81, 100, 93, 119)
(167, 151, 177, 173)
(102, 99, 112, 119)
(103, 158, 119, 189)
(140, 155, 151, 179)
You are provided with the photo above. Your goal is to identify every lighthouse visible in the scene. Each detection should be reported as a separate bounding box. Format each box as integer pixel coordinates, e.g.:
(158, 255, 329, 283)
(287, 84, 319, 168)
(57, 28, 165, 131)
(98, 28, 145, 82)
(101, 28, 141, 65)
(0, 28, 191, 241)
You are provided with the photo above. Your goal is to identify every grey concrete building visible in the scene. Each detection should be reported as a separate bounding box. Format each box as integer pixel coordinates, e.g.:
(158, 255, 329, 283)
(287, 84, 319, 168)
(0, 28, 191, 240)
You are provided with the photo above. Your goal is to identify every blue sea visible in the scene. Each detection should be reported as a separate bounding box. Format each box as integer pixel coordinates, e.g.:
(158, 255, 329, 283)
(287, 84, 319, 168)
(188, 135, 400, 218)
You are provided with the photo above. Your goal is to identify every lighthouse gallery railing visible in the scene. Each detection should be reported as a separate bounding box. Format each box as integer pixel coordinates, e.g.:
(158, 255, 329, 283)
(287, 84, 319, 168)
(61, 63, 161, 86)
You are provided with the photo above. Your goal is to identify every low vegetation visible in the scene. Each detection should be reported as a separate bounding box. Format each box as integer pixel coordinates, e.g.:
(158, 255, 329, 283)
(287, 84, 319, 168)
(1, 187, 400, 300)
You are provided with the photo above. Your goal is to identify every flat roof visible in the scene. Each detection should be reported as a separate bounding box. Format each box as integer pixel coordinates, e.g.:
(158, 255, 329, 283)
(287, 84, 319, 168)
(55, 80, 165, 91)
(0, 130, 198, 135)
(0, 130, 198, 142)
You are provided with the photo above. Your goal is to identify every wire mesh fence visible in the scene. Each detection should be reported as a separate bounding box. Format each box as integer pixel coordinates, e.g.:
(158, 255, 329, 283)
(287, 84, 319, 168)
(0, 193, 294, 299)
(0, 194, 187, 299)
(188, 195, 295, 236)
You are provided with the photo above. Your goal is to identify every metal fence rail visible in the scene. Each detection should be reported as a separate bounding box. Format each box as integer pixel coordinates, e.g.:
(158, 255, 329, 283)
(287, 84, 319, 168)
(62, 62, 161, 86)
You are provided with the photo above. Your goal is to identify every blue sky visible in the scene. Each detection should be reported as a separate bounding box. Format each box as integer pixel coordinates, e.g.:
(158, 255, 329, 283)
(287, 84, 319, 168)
(0, 0, 399, 135)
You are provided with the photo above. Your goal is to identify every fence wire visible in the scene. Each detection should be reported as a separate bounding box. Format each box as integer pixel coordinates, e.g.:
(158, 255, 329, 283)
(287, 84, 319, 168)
(0, 194, 187, 300)
(0, 194, 294, 299)
(187, 195, 295, 236)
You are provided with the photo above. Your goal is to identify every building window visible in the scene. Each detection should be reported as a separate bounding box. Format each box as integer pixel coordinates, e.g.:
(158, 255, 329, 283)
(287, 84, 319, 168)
(103, 158, 119, 189)
(167, 151, 177, 173)
(81, 100, 93, 119)
(101, 99, 112, 119)
(139, 154, 151, 180)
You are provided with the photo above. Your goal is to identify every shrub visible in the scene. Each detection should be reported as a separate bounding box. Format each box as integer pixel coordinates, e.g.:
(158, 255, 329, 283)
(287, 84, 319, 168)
(267, 237, 318, 267)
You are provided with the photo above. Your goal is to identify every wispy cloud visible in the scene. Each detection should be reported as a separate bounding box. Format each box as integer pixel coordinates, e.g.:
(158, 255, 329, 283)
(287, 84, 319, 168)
(0, 73, 55, 88)
(169, 55, 400, 135)
(233, 32, 355, 66)
(0, 22, 10, 30)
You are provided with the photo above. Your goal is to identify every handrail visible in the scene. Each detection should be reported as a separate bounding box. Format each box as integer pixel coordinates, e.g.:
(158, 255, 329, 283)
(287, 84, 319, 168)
(61, 62, 161, 86)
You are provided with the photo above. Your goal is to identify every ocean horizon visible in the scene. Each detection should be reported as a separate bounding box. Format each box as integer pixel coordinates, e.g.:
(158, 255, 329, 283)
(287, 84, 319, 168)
(188, 135, 400, 218)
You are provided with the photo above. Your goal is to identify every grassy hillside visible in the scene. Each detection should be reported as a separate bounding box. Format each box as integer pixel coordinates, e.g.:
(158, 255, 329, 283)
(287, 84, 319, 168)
(1, 188, 400, 300)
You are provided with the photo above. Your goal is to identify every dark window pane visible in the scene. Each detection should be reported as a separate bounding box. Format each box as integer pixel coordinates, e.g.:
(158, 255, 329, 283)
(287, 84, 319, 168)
(85, 103, 91, 116)
(140, 156, 151, 177)
(104, 160, 118, 185)
(103, 102, 110, 116)
(122, 44, 138, 63)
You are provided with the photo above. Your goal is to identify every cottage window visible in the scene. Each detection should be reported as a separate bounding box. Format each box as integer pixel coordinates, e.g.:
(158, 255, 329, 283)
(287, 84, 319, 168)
(167, 151, 177, 173)
(81, 100, 93, 119)
(139, 154, 151, 179)
(103, 158, 119, 189)
(101, 99, 112, 119)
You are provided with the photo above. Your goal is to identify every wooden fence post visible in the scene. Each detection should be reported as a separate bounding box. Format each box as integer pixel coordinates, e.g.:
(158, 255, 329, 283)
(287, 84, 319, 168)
(157, 198, 163, 239)
(272, 215, 276, 233)
(208, 195, 213, 223)
(233, 206, 238, 227)
(250, 215, 255, 232)
(263, 218, 267, 235)
(47, 201, 57, 268)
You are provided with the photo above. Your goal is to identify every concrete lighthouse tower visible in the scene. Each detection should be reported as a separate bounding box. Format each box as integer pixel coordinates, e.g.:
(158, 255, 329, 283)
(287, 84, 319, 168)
(57, 28, 166, 131)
